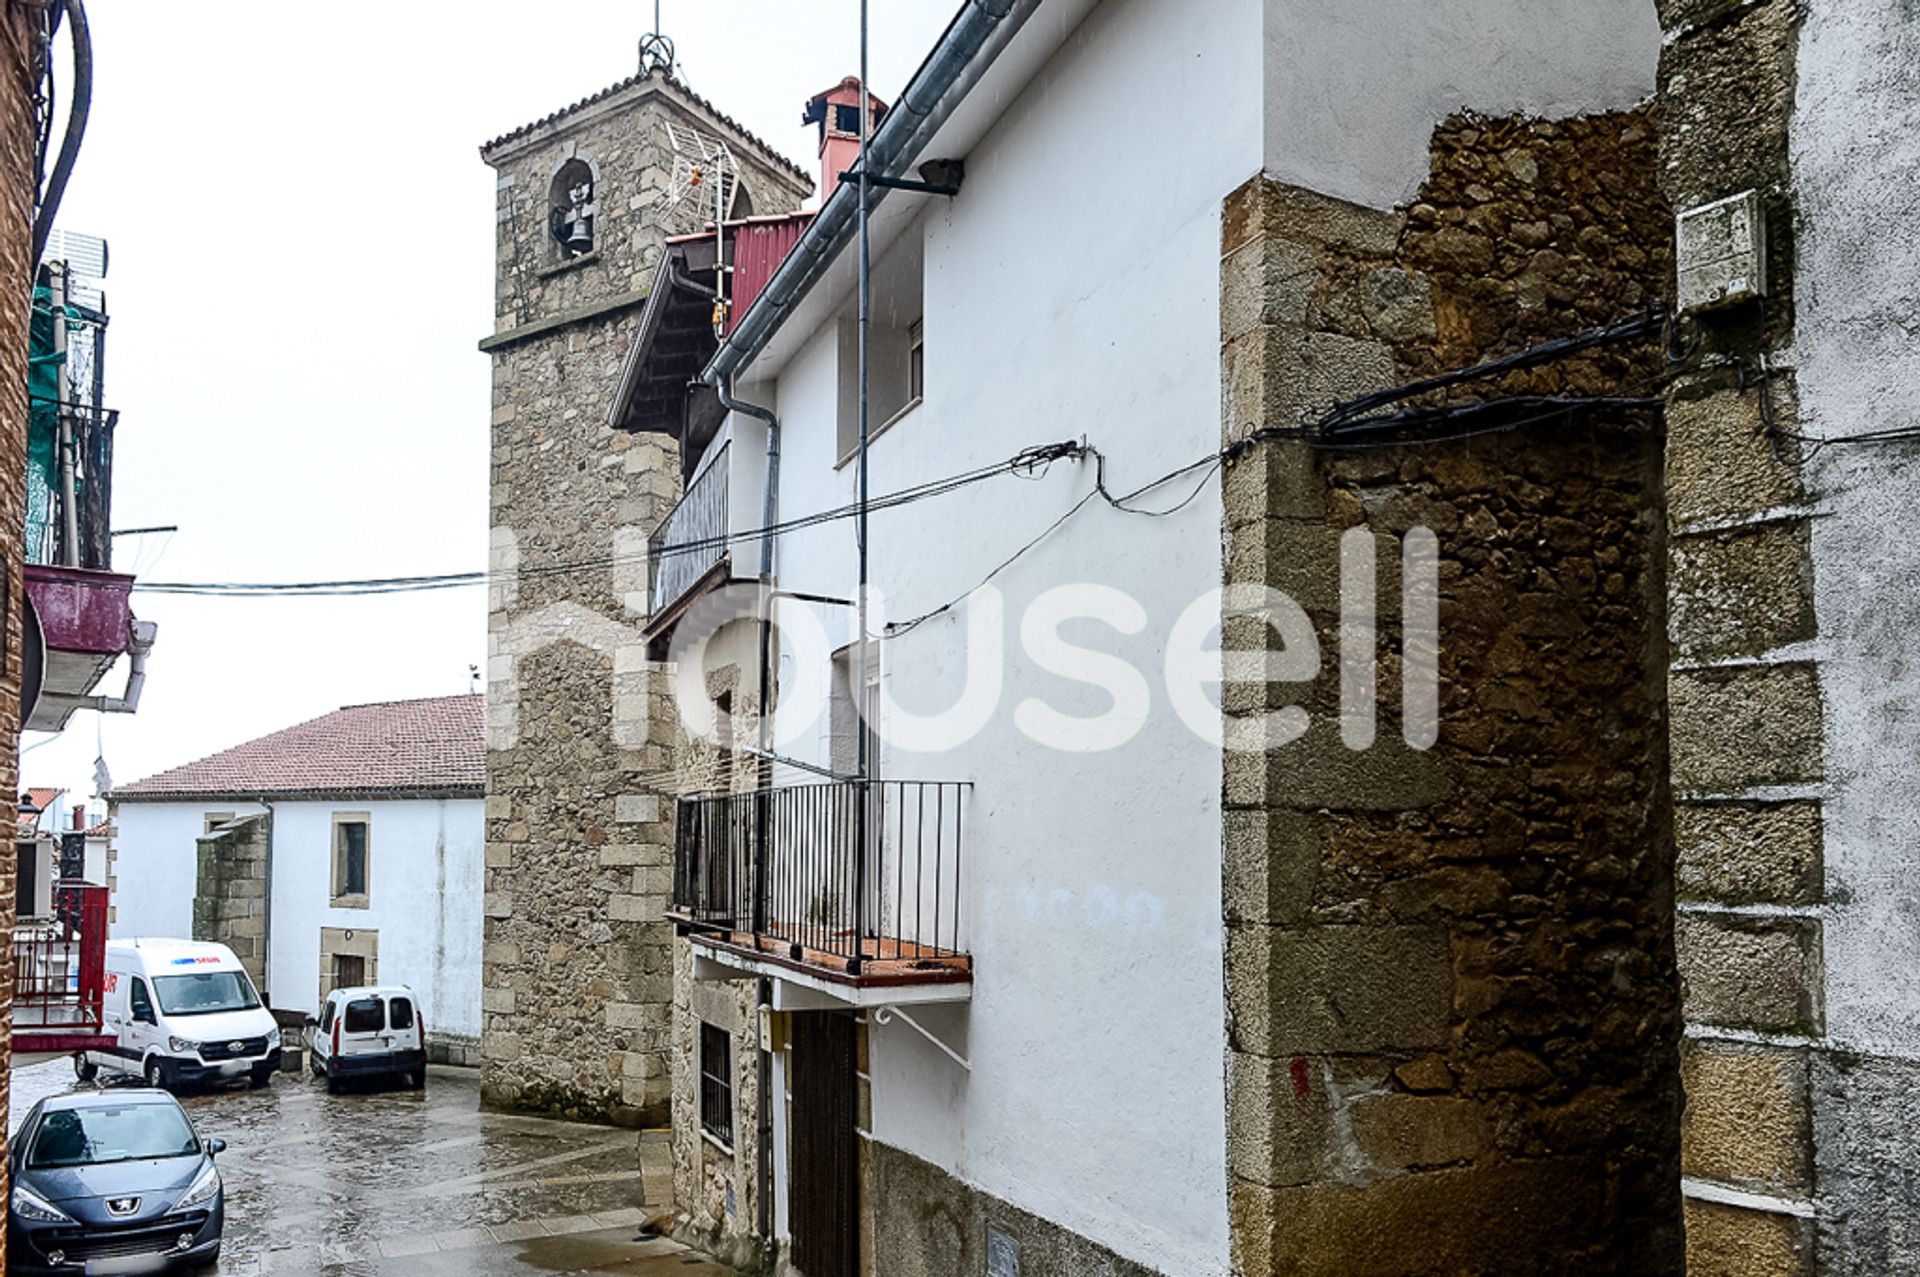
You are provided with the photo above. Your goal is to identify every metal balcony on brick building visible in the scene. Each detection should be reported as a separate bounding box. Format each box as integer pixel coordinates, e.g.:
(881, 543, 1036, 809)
(669, 779, 971, 1006)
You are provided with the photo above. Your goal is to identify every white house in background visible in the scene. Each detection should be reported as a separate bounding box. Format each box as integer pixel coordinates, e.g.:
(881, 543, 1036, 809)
(108, 695, 485, 1063)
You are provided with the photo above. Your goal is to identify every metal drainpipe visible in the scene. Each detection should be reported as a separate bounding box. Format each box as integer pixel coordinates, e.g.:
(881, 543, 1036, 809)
(711, 373, 779, 1249)
(259, 798, 275, 1006)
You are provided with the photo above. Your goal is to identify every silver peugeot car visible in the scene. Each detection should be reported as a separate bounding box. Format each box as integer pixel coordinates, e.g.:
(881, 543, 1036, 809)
(7, 1089, 224, 1274)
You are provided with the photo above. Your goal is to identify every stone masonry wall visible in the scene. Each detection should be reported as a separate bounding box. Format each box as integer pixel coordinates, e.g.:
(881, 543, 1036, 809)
(480, 73, 808, 1126)
(192, 815, 271, 995)
(0, 7, 41, 1264)
(1222, 111, 1682, 1276)
(1655, 1, 1920, 1273)
(1654, 7, 1821, 1268)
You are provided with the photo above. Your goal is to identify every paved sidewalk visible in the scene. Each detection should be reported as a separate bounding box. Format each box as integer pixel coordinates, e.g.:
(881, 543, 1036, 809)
(10, 1056, 727, 1276)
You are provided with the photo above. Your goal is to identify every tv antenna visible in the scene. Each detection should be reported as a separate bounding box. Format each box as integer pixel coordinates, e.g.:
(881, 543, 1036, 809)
(656, 120, 739, 236)
(638, 0, 677, 78)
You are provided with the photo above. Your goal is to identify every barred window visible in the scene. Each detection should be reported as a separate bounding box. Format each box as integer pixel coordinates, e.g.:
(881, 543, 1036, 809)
(699, 1022, 734, 1146)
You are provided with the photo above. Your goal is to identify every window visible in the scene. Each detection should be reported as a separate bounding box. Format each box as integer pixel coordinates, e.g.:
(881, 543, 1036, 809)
(343, 997, 384, 1034)
(128, 977, 154, 1024)
(836, 227, 925, 462)
(833, 103, 864, 136)
(29, 1104, 198, 1168)
(909, 319, 924, 403)
(699, 1022, 734, 1146)
(203, 811, 235, 834)
(320, 1000, 335, 1032)
(389, 996, 415, 1031)
(154, 970, 261, 1016)
(331, 813, 370, 906)
(548, 158, 596, 260)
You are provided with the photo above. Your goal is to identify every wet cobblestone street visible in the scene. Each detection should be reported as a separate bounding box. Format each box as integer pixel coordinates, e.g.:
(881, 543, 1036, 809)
(9, 1058, 732, 1276)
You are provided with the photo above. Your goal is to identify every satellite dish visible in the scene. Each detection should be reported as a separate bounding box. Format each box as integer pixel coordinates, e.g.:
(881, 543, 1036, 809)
(657, 121, 740, 236)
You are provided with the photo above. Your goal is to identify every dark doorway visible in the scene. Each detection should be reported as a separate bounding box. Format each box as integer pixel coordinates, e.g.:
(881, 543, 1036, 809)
(789, 1012, 858, 1277)
(334, 953, 367, 990)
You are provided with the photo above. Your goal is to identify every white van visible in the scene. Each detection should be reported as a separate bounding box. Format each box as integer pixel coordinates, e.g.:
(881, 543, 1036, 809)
(309, 985, 427, 1093)
(79, 939, 282, 1090)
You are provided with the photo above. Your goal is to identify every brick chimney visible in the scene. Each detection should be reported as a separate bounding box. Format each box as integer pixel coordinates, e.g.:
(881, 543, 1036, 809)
(72, 804, 84, 831)
(804, 77, 887, 202)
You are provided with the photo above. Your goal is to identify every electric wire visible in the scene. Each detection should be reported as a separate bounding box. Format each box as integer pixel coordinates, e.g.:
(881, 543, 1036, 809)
(134, 310, 1676, 601)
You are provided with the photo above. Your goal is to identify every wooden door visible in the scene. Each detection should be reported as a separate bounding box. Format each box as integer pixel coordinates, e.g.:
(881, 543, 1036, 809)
(788, 1012, 859, 1277)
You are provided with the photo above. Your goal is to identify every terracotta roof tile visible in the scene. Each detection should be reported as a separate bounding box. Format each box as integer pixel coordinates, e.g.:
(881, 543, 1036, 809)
(21, 786, 64, 813)
(481, 68, 812, 188)
(113, 695, 483, 802)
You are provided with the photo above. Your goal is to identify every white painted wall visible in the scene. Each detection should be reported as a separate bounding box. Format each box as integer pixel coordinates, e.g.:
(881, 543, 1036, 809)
(1792, 3, 1920, 1062)
(1263, 0, 1660, 208)
(110, 801, 265, 942)
(109, 798, 484, 1040)
(732, 0, 1264, 1271)
(695, 0, 1671, 1269)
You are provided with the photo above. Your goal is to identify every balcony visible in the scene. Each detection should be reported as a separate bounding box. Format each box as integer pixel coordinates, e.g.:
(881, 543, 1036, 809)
(670, 780, 972, 1005)
(648, 440, 731, 626)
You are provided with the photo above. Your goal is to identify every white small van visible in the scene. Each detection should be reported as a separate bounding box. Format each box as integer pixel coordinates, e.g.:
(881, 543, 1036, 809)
(309, 985, 427, 1093)
(79, 939, 282, 1090)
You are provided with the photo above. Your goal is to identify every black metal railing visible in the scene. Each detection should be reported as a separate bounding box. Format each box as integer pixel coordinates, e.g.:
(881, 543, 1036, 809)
(649, 442, 729, 615)
(672, 780, 969, 975)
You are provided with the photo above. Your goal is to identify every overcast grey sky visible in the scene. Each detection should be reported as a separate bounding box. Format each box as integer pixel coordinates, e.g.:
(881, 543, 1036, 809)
(28, 1, 956, 804)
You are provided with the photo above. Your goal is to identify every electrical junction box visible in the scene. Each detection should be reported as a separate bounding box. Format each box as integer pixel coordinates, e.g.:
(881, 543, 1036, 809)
(1677, 190, 1767, 313)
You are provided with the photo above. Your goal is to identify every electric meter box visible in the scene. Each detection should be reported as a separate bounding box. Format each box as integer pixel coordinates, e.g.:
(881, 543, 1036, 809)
(1677, 190, 1767, 313)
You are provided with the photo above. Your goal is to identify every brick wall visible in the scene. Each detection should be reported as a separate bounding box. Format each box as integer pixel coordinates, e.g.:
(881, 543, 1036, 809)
(0, 7, 40, 1267)
(1222, 110, 1682, 1276)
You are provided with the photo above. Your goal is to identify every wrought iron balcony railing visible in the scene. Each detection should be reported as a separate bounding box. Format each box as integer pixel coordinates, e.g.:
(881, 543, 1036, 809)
(671, 779, 970, 986)
(649, 441, 729, 618)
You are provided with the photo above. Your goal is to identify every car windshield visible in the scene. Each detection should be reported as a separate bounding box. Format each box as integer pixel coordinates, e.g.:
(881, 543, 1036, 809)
(28, 1104, 199, 1168)
(153, 970, 261, 1016)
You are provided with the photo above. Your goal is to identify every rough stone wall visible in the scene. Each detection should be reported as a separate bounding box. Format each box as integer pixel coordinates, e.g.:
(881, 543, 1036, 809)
(669, 656, 767, 1266)
(192, 815, 271, 994)
(670, 943, 762, 1270)
(480, 75, 809, 1126)
(1652, 3, 1818, 1273)
(1222, 111, 1682, 1276)
(1655, 1, 1920, 1273)
(0, 8, 39, 1262)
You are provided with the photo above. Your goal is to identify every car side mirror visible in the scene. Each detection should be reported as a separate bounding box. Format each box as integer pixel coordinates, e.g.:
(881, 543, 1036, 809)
(206, 1138, 226, 1156)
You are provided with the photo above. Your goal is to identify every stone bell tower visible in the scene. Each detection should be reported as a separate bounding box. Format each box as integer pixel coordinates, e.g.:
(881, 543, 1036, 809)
(477, 46, 811, 1124)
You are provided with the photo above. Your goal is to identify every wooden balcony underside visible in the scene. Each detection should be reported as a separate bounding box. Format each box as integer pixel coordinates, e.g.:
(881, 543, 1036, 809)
(676, 918, 972, 990)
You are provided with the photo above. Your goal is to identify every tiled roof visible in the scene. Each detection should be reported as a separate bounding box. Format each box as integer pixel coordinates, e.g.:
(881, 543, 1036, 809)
(481, 68, 813, 187)
(21, 786, 64, 813)
(113, 695, 484, 802)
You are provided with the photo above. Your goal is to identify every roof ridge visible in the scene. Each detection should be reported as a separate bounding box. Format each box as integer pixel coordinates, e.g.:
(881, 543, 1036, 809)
(336, 692, 484, 711)
(481, 68, 813, 188)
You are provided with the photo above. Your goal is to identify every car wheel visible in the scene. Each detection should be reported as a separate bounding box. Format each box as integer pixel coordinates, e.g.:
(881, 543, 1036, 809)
(73, 1052, 97, 1082)
(249, 1064, 274, 1089)
(325, 1070, 342, 1095)
(144, 1056, 169, 1090)
(408, 1069, 426, 1091)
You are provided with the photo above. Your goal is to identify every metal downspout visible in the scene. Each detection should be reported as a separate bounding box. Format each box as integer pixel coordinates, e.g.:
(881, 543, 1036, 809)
(711, 374, 779, 1251)
(259, 798, 275, 1006)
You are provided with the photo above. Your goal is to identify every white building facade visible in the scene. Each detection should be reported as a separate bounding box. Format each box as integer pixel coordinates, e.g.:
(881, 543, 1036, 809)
(611, 1, 1674, 1274)
(110, 696, 485, 1061)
